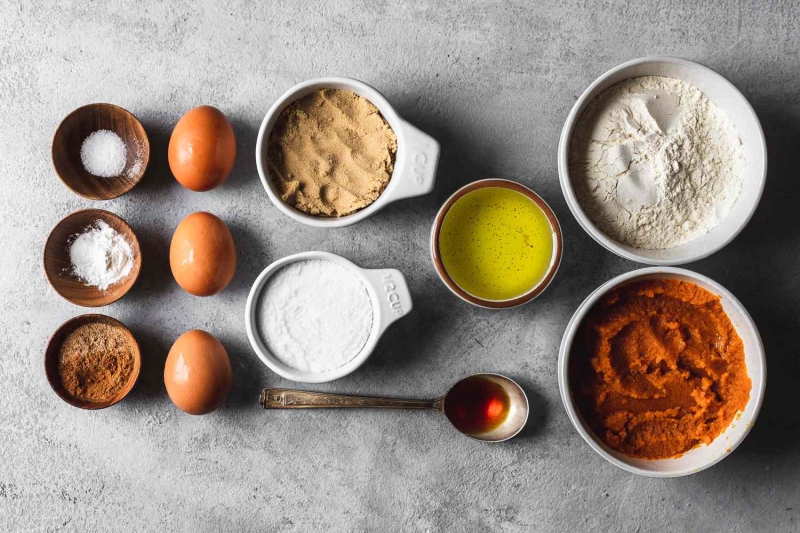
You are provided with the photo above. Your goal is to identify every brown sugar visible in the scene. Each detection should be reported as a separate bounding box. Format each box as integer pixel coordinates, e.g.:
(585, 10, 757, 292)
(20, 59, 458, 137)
(58, 322, 135, 404)
(570, 279, 751, 459)
(267, 88, 397, 217)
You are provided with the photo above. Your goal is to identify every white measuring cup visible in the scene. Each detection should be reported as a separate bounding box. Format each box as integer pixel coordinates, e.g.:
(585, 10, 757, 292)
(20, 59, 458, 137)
(256, 77, 440, 227)
(245, 251, 413, 383)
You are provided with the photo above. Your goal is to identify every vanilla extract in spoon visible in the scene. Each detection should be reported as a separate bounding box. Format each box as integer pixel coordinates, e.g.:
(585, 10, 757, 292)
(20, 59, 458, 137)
(260, 373, 528, 442)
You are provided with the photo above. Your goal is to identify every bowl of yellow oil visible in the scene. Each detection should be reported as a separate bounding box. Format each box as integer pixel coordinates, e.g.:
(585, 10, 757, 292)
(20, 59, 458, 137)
(431, 179, 562, 309)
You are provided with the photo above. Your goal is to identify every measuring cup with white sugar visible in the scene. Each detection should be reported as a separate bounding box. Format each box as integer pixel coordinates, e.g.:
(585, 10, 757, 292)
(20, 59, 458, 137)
(245, 251, 413, 383)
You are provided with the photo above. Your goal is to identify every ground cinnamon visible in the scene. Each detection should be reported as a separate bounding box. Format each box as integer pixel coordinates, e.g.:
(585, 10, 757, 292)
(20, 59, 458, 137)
(58, 322, 135, 403)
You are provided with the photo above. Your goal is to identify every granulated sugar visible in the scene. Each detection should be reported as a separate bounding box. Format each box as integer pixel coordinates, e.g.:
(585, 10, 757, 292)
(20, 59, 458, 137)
(256, 259, 373, 373)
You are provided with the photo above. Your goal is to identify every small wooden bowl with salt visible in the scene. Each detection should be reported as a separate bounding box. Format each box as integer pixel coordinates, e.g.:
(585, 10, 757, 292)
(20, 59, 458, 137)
(52, 103, 150, 200)
(44, 209, 142, 307)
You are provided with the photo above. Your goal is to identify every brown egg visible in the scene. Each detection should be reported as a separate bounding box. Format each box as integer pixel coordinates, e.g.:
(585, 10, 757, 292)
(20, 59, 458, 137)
(170, 212, 236, 296)
(164, 330, 232, 415)
(168, 105, 236, 192)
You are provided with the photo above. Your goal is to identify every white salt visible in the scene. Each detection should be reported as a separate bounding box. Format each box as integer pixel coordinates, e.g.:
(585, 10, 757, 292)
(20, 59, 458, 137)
(257, 260, 374, 373)
(80, 130, 127, 178)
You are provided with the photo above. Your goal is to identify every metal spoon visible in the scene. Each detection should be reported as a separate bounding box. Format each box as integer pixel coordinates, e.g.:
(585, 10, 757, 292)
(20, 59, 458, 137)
(260, 373, 529, 442)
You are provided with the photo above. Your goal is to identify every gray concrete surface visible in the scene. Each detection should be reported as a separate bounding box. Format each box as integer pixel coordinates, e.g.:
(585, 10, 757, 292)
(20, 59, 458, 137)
(1, 1, 798, 531)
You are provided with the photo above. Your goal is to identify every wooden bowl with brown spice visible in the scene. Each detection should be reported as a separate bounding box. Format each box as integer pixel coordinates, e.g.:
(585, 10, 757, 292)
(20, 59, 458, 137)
(45, 314, 141, 410)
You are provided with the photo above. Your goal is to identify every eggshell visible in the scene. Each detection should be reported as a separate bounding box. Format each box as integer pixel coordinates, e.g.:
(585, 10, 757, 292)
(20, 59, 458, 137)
(168, 105, 236, 192)
(164, 330, 232, 415)
(170, 212, 236, 296)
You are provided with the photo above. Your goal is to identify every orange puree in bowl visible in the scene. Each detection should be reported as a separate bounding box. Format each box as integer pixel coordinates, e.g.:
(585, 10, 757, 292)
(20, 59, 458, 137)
(570, 279, 751, 459)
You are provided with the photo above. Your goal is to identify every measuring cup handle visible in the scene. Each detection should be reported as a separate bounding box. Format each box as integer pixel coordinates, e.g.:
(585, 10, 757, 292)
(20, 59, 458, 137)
(261, 389, 436, 409)
(391, 119, 440, 201)
(360, 268, 413, 332)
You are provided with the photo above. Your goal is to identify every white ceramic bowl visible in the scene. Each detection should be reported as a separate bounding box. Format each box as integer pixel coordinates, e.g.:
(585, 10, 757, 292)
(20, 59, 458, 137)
(558, 267, 766, 477)
(255, 77, 440, 227)
(245, 251, 413, 383)
(558, 57, 767, 265)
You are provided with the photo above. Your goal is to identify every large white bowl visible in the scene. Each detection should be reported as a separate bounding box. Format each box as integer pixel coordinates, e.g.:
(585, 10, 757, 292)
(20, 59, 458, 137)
(558, 57, 767, 265)
(245, 251, 413, 383)
(256, 77, 440, 228)
(558, 267, 766, 477)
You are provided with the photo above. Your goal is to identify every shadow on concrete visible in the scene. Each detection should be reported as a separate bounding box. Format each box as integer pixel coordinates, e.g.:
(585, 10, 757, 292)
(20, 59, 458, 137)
(126, 325, 170, 402)
(226, 220, 271, 300)
(507, 377, 549, 441)
(219, 331, 270, 412)
(360, 288, 446, 376)
(226, 115, 261, 192)
(219, 221, 273, 411)
(376, 96, 498, 224)
(693, 104, 800, 458)
(124, 219, 174, 306)
(131, 115, 174, 197)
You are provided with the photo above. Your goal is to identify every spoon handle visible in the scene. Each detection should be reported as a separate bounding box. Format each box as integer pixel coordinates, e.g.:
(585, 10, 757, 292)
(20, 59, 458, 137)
(260, 388, 439, 410)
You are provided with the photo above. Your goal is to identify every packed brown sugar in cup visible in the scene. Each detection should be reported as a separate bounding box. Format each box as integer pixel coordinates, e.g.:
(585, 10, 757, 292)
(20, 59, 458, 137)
(570, 279, 751, 459)
(266, 88, 397, 217)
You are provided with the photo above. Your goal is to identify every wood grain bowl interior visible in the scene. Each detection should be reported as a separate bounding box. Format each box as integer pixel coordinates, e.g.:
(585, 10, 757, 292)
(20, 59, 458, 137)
(44, 209, 142, 307)
(44, 314, 141, 410)
(52, 103, 150, 200)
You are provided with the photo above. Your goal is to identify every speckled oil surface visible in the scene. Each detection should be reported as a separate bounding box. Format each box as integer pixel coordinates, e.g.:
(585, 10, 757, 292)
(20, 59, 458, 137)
(439, 187, 554, 301)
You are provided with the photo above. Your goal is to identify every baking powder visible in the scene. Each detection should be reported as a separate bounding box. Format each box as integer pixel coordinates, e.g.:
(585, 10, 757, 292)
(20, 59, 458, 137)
(256, 259, 373, 373)
(69, 220, 134, 291)
(569, 76, 745, 249)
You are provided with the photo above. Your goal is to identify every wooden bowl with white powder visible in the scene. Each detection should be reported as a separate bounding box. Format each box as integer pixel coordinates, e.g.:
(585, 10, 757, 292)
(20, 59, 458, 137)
(558, 57, 767, 265)
(52, 103, 150, 200)
(44, 209, 142, 307)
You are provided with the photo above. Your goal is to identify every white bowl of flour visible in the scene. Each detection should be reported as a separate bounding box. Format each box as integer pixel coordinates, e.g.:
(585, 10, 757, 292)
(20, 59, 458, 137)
(245, 251, 413, 383)
(559, 57, 767, 265)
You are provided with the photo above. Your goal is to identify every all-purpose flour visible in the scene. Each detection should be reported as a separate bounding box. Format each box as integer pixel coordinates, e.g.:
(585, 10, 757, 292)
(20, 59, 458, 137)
(569, 76, 745, 249)
(257, 259, 374, 373)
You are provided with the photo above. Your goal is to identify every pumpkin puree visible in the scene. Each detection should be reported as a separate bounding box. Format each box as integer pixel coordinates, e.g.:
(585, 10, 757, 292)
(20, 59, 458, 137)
(571, 279, 751, 459)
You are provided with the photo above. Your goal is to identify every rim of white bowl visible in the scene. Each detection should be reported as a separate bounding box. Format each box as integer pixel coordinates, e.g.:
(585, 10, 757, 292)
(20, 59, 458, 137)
(558, 266, 767, 477)
(557, 56, 767, 265)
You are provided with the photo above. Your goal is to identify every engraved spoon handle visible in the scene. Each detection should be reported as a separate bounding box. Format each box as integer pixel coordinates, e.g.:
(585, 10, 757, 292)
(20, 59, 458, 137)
(261, 388, 441, 410)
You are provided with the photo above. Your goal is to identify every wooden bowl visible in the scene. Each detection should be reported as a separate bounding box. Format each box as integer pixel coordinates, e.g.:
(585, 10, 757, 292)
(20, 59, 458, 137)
(52, 103, 150, 200)
(45, 314, 141, 410)
(44, 209, 142, 307)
